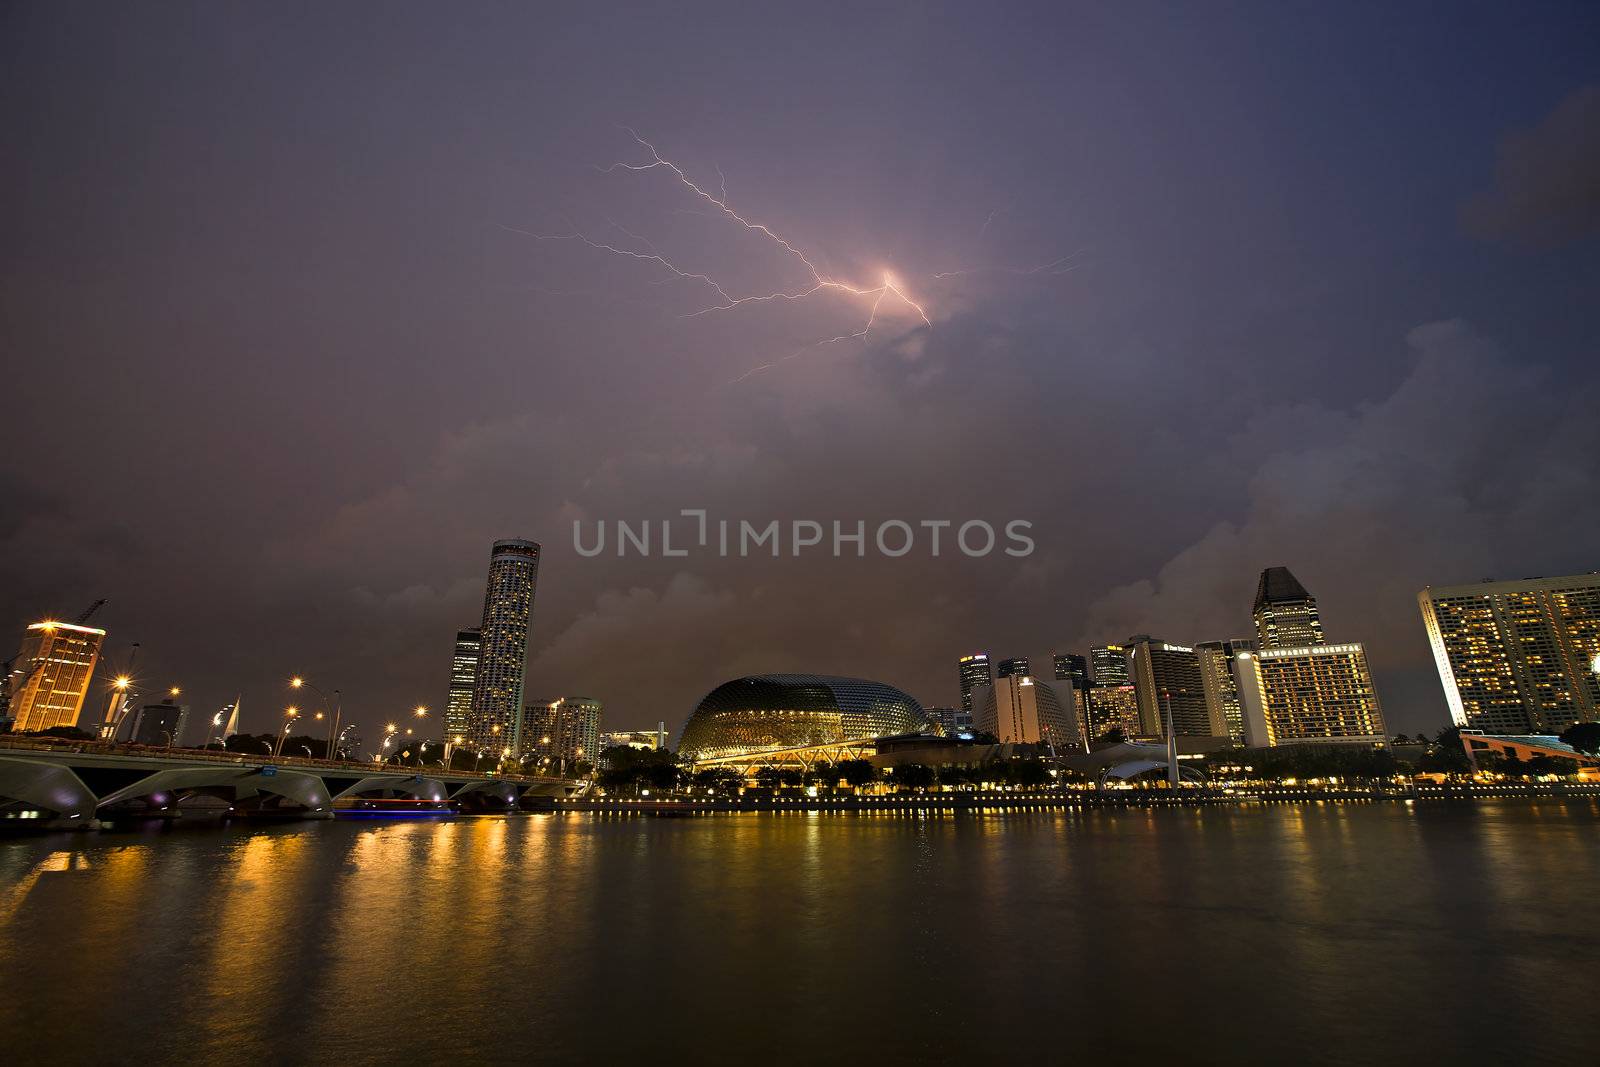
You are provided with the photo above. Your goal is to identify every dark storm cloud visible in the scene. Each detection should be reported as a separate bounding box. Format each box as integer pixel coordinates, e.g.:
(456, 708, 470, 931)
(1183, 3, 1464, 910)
(1464, 86, 1600, 248)
(3, 3, 1598, 740)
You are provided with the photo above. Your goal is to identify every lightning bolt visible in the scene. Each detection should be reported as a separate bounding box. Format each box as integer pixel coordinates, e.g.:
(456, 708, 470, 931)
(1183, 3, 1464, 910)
(516, 127, 1076, 383)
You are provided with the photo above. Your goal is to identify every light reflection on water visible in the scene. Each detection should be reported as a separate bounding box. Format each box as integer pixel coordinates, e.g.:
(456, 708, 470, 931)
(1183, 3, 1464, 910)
(2, 801, 1598, 1065)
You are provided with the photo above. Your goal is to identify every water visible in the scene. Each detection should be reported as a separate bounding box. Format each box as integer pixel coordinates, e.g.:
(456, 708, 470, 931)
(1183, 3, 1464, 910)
(3, 801, 1598, 1065)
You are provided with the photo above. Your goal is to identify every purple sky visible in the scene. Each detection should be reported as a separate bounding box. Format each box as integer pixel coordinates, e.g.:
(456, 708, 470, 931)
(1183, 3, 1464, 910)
(4, 2, 1598, 743)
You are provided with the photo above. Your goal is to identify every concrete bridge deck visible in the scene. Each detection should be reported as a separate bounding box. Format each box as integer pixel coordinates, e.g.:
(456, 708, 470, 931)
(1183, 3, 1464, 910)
(0, 738, 583, 829)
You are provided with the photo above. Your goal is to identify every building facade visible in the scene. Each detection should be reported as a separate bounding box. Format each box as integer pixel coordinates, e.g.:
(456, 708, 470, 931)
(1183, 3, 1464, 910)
(957, 653, 993, 712)
(1253, 567, 1326, 650)
(1234, 643, 1387, 746)
(1090, 644, 1130, 687)
(923, 705, 974, 737)
(1088, 684, 1141, 740)
(5, 621, 106, 733)
(444, 627, 481, 742)
(132, 699, 188, 747)
(996, 656, 1031, 679)
(522, 697, 603, 771)
(678, 675, 927, 763)
(467, 540, 540, 754)
(971, 674, 1081, 748)
(1128, 637, 1223, 739)
(1196, 639, 1255, 744)
(1419, 573, 1600, 734)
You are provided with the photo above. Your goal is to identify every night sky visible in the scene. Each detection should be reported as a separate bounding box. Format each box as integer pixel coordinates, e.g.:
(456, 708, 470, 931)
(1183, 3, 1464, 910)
(4, 2, 1598, 744)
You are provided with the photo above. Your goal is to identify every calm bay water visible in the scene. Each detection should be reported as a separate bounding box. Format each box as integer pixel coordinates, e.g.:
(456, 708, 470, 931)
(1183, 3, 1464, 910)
(3, 800, 1598, 1065)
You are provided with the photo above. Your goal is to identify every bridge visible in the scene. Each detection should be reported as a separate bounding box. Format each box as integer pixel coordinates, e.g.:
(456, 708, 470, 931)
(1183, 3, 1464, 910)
(0, 738, 585, 830)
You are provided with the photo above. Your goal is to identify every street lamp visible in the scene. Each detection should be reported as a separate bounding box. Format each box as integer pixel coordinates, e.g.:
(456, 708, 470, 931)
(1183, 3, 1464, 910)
(273, 706, 299, 757)
(290, 676, 343, 761)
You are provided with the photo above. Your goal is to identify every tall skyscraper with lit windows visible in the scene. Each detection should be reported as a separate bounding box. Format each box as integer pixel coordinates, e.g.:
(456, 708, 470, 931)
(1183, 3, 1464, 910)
(1090, 644, 1131, 686)
(957, 653, 992, 712)
(996, 656, 1031, 679)
(467, 540, 540, 755)
(1253, 567, 1325, 649)
(5, 621, 106, 732)
(1419, 573, 1600, 734)
(445, 627, 481, 742)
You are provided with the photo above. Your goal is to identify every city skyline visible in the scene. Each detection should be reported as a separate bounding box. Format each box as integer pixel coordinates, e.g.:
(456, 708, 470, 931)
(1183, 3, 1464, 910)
(3, 3, 1597, 749)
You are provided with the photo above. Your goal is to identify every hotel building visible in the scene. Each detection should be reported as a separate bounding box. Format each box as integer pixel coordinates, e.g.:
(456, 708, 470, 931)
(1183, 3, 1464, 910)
(1233, 643, 1387, 746)
(5, 621, 106, 733)
(1419, 573, 1600, 734)
(467, 540, 540, 754)
(522, 697, 603, 770)
(970, 674, 1081, 749)
(1128, 637, 1223, 738)
(1253, 567, 1325, 650)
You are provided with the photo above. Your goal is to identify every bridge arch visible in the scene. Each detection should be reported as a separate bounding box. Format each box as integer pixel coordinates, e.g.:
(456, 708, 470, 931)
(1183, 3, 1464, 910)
(334, 776, 449, 802)
(0, 756, 99, 822)
(95, 767, 332, 814)
(451, 779, 520, 810)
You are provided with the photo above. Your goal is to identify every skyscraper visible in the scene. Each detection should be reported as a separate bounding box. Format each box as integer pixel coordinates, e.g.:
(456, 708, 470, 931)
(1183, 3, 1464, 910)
(1233, 643, 1387, 746)
(1090, 644, 1131, 686)
(1088, 684, 1141, 740)
(1127, 637, 1223, 739)
(5, 621, 106, 733)
(1253, 567, 1325, 649)
(444, 627, 481, 742)
(1419, 573, 1600, 734)
(132, 698, 187, 747)
(1053, 653, 1090, 744)
(1196, 639, 1255, 744)
(996, 656, 1031, 679)
(522, 697, 603, 771)
(957, 653, 992, 712)
(970, 675, 1081, 748)
(467, 539, 540, 755)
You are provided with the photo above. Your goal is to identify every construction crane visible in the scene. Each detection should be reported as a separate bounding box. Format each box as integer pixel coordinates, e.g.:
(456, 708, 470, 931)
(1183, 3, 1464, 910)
(1, 598, 109, 721)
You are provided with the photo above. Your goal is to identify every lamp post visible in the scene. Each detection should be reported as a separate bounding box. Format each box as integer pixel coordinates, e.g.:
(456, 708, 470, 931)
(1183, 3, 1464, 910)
(290, 677, 342, 761)
(273, 706, 299, 758)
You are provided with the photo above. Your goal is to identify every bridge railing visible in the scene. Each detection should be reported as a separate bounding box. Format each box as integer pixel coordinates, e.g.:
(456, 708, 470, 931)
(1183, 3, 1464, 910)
(0, 736, 571, 785)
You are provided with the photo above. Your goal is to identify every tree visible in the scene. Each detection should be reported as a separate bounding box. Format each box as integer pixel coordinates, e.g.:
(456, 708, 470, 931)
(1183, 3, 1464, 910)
(1417, 728, 1472, 775)
(1012, 758, 1050, 787)
(1096, 726, 1127, 745)
(30, 725, 94, 741)
(1560, 721, 1600, 755)
(892, 763, 935, 789)
(836, 759, 877, 788)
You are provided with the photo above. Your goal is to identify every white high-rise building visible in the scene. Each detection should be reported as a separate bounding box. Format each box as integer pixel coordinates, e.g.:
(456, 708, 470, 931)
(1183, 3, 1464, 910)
(970, 674, 1082, 749)
(467, 540, 540, 756)
(1419, 573, 1600, 735)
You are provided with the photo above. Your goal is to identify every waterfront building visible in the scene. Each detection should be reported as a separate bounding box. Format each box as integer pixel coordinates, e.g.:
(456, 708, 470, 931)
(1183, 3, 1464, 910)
(599, 725, 666, 752)
(1233, 643, 1387, 746)
(957, 653, 992, 712)
(5, 621, 106, 733)
(522, 697, 603, 771)
(1088, 683, 1141, 740)
(970, 674, 1081, 748)
(1196, 639, 1255, 744)
(996, 656, 1031, 679)
(444, 627, 481, 741)
(1090, 644, 1131, 687)
(1127, 636, 1223, 739)
(467, 540, 540, 754)
(923, 705, 974, 737)
(678, 675, 927, 763)
(131, 699, 187, 747)
(1253, 567, 1326, 650)
(1419, 573, 1600, 734)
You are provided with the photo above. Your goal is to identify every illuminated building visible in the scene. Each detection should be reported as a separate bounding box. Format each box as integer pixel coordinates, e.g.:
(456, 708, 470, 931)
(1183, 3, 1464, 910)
(678, 675, 927, 762)
(996, 656, 1031, 679)
(1127, 637, 1223, 739)
(970, 674, 1081, 748)
(1088, 684, 1141, 739)
(522, 697, 603, 770)
(132, 699, 187, 747)
(924, 705, 973, 737)
(1419, 573, 1600, 734)
(1196, 639, 1255, 744)
(599, 725, 666, 752)
(1233, 643, 1386, 746)
(444, 627, 481, 741)
(1053, 653, 1091, 742)
(5, 621, 106, 733)
(957, 653, 992, 712)
(1090, 644, 1130, 686)
(467, 539, 540, 754)
(1253, 567, 1325, 649)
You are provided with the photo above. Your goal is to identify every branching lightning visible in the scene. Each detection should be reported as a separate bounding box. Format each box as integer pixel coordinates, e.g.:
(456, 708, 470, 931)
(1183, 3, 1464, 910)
(517, 128, 1075, 382)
